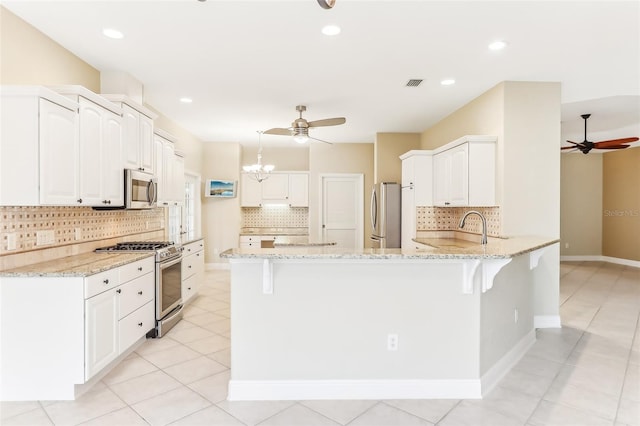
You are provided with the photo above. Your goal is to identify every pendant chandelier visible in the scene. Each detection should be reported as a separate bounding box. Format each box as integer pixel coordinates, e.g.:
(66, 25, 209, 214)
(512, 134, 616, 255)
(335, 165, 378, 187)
(243, 131, 274, 182)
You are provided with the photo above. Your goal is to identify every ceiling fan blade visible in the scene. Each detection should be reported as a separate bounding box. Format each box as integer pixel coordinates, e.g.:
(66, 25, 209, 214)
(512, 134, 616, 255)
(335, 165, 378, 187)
(308, 117, 346, 127)
(309, 136, 333, 145)
(565, 140, 584, 146)
(594, 145, 630, 150)
(264, 128, 291, 136)
(593, 137, 639, 148)
(561, 146, 579, 150)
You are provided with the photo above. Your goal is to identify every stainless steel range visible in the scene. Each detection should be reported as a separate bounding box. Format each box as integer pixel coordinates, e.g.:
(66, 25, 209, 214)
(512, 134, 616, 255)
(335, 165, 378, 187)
(96, 241, 184, 337)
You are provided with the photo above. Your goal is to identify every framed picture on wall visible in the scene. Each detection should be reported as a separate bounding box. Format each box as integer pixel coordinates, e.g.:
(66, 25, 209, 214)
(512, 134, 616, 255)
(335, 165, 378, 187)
(205, 179, 237, 198)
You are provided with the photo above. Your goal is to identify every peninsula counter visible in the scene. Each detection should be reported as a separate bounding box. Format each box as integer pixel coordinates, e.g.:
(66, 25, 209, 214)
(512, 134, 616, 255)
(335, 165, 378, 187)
(221, 237, 558, 401)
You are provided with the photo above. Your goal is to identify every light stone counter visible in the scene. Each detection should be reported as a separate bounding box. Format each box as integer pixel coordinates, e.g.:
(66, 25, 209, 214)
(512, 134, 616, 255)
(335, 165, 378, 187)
(221, 236, 558, 260)
(0, 252, 155, 277)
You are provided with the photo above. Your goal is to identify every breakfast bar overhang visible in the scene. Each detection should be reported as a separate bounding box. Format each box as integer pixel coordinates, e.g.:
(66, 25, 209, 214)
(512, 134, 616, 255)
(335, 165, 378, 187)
(221, 237, 559, 401)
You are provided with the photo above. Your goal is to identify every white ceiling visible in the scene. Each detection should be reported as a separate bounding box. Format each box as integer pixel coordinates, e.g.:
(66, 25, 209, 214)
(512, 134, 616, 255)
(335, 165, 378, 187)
(3, 0, 639, 148)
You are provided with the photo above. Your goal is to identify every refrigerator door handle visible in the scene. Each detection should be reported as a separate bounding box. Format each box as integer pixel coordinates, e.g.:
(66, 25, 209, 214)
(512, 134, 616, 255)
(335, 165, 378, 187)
(370, 186, 377, 230)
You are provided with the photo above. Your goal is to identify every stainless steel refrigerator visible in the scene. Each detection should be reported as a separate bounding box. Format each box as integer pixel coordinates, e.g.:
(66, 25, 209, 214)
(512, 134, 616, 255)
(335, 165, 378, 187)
(370, 182, 401, 248)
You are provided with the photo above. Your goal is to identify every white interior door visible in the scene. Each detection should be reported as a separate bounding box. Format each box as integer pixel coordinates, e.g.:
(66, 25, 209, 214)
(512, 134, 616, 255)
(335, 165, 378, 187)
(320, 174, 363, 248)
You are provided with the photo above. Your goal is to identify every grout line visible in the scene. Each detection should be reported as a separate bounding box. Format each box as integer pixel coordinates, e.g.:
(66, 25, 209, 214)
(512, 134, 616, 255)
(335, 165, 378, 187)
(613, 309, 640, 425)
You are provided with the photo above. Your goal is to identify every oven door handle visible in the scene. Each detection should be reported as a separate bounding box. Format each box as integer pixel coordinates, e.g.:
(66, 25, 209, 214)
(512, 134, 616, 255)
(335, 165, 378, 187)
(159, 255, 182, 269)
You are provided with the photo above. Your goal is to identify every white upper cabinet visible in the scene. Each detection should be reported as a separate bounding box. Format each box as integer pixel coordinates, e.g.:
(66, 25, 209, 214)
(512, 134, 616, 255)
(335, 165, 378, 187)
(240, 172, 309, 207)
(49, 86, 124, 207)
(400, 150, 433, 248)
(102, 95, 157, 174)
(432, 135, 496, 207)
(0, 87, 79, 206)
(154, 129, 184, 206)
(288, 173, 309, 207)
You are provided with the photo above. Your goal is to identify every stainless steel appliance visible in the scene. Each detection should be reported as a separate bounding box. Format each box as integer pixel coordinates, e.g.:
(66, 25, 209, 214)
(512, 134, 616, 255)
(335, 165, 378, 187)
(125, 169, 157, 209)
(96, 241, 183, 337)
(370, 182, 401, 248)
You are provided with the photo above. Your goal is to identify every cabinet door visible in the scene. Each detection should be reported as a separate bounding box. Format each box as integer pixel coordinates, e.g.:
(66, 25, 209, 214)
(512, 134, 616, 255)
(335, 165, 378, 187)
(240, 173, 262, 207)
(85, 288, 118, 380)
(448, 143, 469, 206)
(172, 154, 185, 204)
(102, 110, 123, 205)
(432, 152, 450, 206)
(39, 98, 79, 205)
(139, 114, 154, 173)
(288, 173, 308, 207)
(162, 139, 175, 205)
(261, 173, 289, 202)
(401, 156, 415, 187)
(121, 104, 140, 170)
(401, 186, 415, 248)
(78, 98, 103, 206)
(154, 135, 166, 205)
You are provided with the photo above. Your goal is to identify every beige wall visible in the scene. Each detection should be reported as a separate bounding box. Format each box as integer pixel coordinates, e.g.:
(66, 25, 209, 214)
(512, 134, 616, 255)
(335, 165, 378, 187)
(421, 84, 505, 150)
(375, 133, 421, 183)
(603, 147, 640, 261)
(309, 143, 375, 247)
(560, 154, 603, 256)
(201, 142, 242, 263)
(241, 145, 309, 171)
(0, 7, 99, 90)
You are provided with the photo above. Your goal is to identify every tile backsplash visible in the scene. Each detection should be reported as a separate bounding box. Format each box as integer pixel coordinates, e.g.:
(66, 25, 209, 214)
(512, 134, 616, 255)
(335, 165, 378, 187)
(242, 206, 308, 228)
(1, 206, 165, 257)
(416, 206, 501, 237)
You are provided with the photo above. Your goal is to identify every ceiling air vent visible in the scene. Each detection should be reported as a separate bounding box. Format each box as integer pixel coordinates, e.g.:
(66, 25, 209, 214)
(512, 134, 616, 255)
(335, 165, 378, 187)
(405, 79, 423, 87)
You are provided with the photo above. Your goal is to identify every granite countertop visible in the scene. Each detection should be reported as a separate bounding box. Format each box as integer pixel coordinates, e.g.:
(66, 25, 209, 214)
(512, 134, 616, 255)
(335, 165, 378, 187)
(180, 234, 204, 245)
(0, 252, 155, 278)
(240, 227, 309, 236)
(221, 236, 559, 260)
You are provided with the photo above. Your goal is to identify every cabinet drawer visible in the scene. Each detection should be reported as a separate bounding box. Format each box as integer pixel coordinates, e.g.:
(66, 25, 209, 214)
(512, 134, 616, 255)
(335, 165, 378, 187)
(120, 257, 155, 284)
(119, 300, 154, 353)
(183, 240, 204, 255)
(239, 235, 260, 243)
(182, 251, 204, 279)
(118, 273, 154, 319)
(182, 274, 199, 304)
(85, 269, 120, 299)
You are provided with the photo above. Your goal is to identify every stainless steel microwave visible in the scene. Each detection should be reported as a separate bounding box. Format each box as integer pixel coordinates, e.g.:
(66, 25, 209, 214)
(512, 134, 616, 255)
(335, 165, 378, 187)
(125, 169, 157, 209)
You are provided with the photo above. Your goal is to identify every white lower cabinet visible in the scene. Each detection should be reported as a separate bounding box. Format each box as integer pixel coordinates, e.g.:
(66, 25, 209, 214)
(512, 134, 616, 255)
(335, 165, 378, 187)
(85, 288, 119, 380)
(181, 239, 204, 304)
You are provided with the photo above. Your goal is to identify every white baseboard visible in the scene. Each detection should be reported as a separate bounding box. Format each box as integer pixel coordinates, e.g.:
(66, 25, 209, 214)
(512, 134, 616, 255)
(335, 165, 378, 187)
(206, 263, 230, 270)
(480, 329, 536, 397)
(560, 255, 640, 268)
(228, 378, 482, 401)
(535, 315, 562, 329)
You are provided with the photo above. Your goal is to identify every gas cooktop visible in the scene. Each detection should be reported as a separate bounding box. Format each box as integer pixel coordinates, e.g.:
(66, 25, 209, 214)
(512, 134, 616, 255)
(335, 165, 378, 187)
(95, 241, 182, 261)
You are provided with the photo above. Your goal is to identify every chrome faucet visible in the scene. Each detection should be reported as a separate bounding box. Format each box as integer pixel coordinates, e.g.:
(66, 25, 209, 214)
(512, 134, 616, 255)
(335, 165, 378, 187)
(459, 210, 488, 245)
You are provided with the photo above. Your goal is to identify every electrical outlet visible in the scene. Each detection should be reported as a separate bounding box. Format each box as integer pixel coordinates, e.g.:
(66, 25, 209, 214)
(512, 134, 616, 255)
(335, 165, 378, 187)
(565, 243, 569, 249)
(74, 228, 82, 241)
(7, 233, 16, 250)
(514, 308, 519, 323)
(36, 230, 55, 246)
(387, 334, 398, 351)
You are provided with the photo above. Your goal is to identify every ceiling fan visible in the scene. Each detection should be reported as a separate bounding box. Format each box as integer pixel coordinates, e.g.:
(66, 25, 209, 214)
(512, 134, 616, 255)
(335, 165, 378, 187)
(561, 114, 638, 154)
(264, 105, 346, 145)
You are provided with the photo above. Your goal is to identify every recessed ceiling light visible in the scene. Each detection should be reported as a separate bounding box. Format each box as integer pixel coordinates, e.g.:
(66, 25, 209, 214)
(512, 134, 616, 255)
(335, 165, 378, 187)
(180, 97, 193, 104)
(321, 25, 341, 36)
(102, 28, 124, 39)
(488, 40, 507, 51)
(440, 79, 456, 86)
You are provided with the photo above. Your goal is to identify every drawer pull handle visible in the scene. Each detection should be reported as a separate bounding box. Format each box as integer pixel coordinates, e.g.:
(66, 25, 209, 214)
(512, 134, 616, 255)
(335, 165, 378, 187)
(138, 322, 143, 327)
(138, 267, 143, 271)
(138, 291, 143, 295)
(116, 289, 121, 294)
(103, 279, 109, 284)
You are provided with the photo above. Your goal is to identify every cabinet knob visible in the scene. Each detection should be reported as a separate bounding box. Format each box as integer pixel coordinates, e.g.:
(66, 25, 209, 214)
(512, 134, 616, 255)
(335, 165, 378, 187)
(138, 267, 143, 271)
(445, 202, 450, 206)
(188, 265, 192, 269)
(116, 289, 122, 294)
(188, 287, 192, 290)
(107, 200, 111, 205)
(138, 291, 143, 295)
(77, 198, 83, 204)
(103, 279, 109, 284)
(138, 322, 143, 327)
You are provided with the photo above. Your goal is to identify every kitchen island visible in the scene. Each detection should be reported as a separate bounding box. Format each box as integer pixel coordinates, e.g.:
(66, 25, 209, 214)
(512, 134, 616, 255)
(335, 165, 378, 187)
(221, 236, 558, 401)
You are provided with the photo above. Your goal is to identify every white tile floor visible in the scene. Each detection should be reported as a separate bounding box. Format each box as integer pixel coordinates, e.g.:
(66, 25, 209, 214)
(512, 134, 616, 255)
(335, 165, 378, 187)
(2, 261, 639, 426)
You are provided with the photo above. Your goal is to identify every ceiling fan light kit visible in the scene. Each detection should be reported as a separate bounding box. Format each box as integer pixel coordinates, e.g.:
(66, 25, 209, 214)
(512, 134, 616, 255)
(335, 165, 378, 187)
(317, 0, 337, 10)
(243, 131, 274, 182)
(561, 114, 638, 154)
(264, 104, 345, 145)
